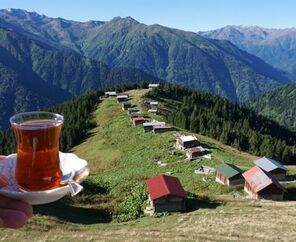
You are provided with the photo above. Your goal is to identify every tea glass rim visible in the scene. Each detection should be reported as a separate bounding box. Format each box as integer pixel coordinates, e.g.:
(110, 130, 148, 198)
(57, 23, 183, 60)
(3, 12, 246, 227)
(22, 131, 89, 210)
(9, 111, 64, 127)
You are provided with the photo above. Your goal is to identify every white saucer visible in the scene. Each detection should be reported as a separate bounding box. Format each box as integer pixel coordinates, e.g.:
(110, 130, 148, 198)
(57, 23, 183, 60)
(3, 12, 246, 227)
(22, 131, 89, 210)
(0, 152, 89, 205)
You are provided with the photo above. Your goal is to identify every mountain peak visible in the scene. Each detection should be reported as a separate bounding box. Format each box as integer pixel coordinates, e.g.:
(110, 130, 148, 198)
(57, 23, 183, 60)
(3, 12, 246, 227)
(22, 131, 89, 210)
(109, 16, 139, 25)
(1, 8, 50, 20)
(3, 8, 28, 15)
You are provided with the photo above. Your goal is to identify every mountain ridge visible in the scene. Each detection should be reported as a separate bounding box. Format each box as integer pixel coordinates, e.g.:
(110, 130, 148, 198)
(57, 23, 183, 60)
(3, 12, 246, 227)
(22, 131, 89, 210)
(198, 25, 296, 80)
(0, 8, 293, 102)
(0, 25, 158, 129)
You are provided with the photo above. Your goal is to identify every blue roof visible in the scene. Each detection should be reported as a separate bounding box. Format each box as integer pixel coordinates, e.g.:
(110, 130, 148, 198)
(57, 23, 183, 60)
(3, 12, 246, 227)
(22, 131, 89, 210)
(254, 157, 288, 172)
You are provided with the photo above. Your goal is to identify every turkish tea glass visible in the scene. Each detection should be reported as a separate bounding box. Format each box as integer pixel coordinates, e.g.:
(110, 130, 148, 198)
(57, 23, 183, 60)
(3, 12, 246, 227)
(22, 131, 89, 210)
(10, 112, 64, 191)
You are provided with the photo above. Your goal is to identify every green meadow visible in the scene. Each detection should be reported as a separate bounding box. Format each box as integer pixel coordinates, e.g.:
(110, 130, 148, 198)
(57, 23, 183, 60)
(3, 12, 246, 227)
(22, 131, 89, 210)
(1, 89, 296, 242)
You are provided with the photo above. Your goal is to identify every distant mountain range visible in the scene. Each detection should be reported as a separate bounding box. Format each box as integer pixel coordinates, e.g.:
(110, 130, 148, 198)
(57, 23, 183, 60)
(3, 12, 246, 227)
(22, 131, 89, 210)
(246, 83, 296, 132)
(199, 25, 296, 80)
(0, 9, 293, 104)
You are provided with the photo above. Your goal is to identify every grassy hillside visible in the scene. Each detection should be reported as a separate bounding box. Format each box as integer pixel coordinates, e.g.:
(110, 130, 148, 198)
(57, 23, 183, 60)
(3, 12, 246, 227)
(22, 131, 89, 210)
(1, 89, 296, 241)
(146, 83, 296, 164)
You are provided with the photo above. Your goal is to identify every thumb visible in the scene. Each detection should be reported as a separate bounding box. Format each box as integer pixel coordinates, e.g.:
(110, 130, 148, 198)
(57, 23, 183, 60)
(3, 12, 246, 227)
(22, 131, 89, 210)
(0, 155, 6, 160)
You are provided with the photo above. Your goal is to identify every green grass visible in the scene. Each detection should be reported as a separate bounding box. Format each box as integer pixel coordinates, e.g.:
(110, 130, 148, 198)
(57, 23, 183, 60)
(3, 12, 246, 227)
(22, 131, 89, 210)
(69, 90, 257, 219)
(1, 89, 296, 241)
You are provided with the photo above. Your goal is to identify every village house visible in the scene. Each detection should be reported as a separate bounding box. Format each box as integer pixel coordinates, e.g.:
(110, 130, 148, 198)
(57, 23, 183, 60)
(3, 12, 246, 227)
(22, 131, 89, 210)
(132, 117, 145, 126)
(143, 121, 166, 132)
(148, 109, 158, 114)
(176, 135, 199, 150)
(117, 95, 128, 103)
(104, 91, 117, 97)
(127, 107, 139, 114)
(150, 101, 158, 110)
(254, 156, 288, 180)
(117, 92, 130, 97)
(185, 146, 206, 160)
(215, 163, 244, 186)
(145, 174, 186, 213)
(242, 166, 285, 200)
(129, 112, 145, 119)
(121, 101, 131, 111)
(153, 125, 173, 133)
(148, 83, 160, 89)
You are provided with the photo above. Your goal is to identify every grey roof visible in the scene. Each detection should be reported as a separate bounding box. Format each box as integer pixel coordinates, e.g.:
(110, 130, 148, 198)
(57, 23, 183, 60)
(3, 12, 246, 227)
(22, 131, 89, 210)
(254, 157, 288, 172)
(143, 121, 165, 127)
(105, 91, 116, 95)
(148, 84, 160, 87)
(117, 95, 128, 99)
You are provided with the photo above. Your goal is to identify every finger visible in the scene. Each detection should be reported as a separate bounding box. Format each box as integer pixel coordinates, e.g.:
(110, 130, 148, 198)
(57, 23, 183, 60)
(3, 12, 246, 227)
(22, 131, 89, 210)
(0, 208, 29, 229)
(0, 175, 8, 188)
(0, 155, 6, 160)
(0, 195, 33, 218)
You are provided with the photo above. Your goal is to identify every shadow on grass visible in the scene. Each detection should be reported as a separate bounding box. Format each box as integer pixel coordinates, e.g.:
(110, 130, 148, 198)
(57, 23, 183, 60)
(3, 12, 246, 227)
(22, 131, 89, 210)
(285, 174, 296, 181)
(200, 142, 219, 150)
(82, 179, 110, 195)
(186, 193, 222, 212)
(284, 187, 296, 201)
(34, 200, 112, 224)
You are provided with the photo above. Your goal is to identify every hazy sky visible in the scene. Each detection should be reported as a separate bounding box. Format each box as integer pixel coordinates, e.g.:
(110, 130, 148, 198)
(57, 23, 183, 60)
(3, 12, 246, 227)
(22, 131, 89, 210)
(0, 0, 295, 31)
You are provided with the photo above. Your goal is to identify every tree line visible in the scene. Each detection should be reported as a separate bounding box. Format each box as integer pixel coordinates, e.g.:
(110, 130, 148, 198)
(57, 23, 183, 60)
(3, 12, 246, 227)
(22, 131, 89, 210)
(147, 83, 296, 164)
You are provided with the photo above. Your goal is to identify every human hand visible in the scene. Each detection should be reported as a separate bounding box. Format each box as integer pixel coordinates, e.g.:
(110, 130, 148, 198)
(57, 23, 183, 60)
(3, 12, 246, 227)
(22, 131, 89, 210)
(0, 195, 33, 229)
(0, 155, 33, 229)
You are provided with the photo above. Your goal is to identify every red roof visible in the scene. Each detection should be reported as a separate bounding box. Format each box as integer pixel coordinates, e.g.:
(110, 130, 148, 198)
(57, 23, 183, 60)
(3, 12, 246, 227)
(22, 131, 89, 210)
(132, 117, 145, 121)
(242, 166, 284, 193)
(145, 175, 186, 200)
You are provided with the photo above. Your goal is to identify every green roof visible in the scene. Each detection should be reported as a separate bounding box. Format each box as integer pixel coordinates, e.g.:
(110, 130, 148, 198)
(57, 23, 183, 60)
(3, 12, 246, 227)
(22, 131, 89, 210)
(122, 101, 131, 105)
(129, 113, 144, 118)
(215, 163, 242, 178)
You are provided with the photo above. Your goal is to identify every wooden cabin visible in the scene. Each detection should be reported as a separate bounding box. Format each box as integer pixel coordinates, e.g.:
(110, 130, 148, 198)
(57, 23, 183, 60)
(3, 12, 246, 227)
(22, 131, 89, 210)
(146, 175, 186, 213)
(143, 121, 166, 132)
(132, 117, 145, 126)
(148, 84, 160, 89)
(185, 146, 206, 160)
(254, 157, 288, 180)
(148, 109, 158, 114)
(176, 135, 199, 150)
(242, 166, 285, 200)
(215, 163, 244, 186)
(129, 112, 145, 119)
(117, 92, 130, 97)
(127, 107, 139, 114)
(104, 91, 117, 97)
(150, 101, 158, 110)
(153, 125, 173, 133)
(121, 101, 131, 111)
(117, 95, 128, 103)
